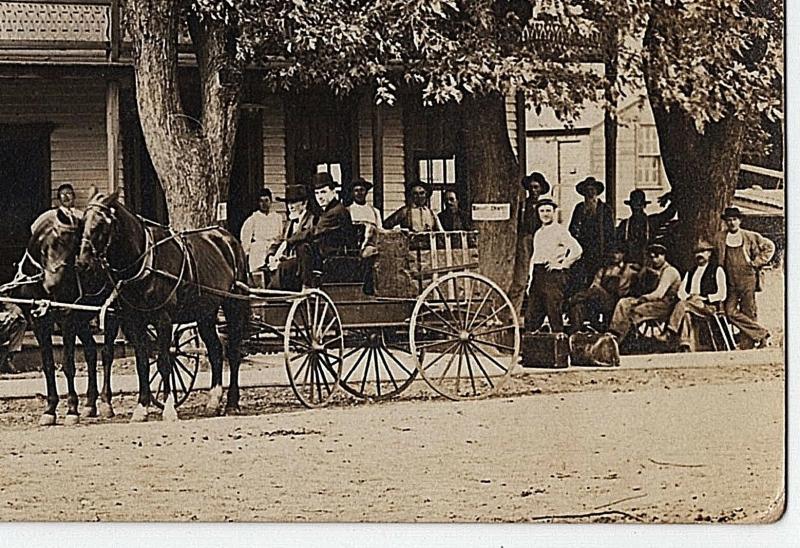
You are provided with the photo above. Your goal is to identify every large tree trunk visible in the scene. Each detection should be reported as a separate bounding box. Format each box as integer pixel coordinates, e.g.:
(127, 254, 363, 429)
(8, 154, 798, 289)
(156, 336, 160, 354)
(643, 11, 746, 271)
(124, 0, 243, 230)
(459, 93, 521, 291)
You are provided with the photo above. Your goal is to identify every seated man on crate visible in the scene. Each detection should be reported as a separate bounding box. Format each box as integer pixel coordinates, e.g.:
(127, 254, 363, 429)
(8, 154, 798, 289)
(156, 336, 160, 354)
(567, 242, 639, 332)
(282, 173, 354, 291)
(607, 243, 681, 345)
(665, 239, 728, 352)
(384, 180, 443, 232)
(266, 184, 315, 291)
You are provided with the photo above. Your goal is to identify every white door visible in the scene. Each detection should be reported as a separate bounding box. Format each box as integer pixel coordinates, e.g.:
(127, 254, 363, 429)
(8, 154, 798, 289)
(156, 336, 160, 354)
(556, 138, 590, 224)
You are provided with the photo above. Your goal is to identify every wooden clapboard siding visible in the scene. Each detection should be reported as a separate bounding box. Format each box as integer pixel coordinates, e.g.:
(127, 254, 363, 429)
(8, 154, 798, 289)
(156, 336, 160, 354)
(0, 78, 115, 207)
(505, 92, 518, 158)
(358, 97, 373, 185)
(262, 94, 287, 197)
(382, 103, 405, 215)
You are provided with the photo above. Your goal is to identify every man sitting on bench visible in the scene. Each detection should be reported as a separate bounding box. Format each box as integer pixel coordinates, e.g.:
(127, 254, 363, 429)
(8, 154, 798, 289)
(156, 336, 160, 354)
(284, 172, 353, 290)
(666, 239, 728, 352)
(266, 184, 315, 290)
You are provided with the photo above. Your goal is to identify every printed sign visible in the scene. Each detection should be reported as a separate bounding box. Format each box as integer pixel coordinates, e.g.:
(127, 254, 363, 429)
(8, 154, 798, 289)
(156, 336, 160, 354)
(471, 203, 510, 221)
(216, 202, 228, 221)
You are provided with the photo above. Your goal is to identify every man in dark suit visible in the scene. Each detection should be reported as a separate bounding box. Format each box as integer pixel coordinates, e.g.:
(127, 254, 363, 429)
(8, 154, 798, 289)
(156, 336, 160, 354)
(266, 185, 314, 290)
(568, 176, 615, 294)
(287, 173, 354, 290)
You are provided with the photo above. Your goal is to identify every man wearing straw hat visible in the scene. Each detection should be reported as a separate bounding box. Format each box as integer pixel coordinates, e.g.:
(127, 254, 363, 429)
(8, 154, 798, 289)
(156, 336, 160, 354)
(666, 239, 727, 352)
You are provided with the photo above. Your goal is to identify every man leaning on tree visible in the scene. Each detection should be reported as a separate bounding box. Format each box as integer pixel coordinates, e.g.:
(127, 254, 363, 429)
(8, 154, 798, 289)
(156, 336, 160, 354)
(715, 206, 774, 349)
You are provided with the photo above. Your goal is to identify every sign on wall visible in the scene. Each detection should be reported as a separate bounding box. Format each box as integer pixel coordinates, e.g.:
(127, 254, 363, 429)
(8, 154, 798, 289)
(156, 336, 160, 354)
(216, 202, 228, 221)
(471, 203, 510, 221)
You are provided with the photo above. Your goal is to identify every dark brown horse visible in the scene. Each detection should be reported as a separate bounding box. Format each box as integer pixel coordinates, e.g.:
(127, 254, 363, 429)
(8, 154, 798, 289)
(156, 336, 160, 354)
(75, 191, 249, 421)
(16, 208, 120, 426)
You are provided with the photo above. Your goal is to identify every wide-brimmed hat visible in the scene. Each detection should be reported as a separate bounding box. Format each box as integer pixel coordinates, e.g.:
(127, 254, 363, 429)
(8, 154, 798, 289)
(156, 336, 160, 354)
(606, 241, 626, 255)
(576, 176, 604, 197)
(693, 239, 714, 253)
(646, 243, 667, 255)
(406, 179, 432, 196)
(350, 177, 373, 192)
(721, 206, 743, 220)
(278, 185, 307, 204)
(624, 189, 651, 206)
(521, 172, 551, 195)
(311, 172, 338, 190)
(535, 198, 558, 210)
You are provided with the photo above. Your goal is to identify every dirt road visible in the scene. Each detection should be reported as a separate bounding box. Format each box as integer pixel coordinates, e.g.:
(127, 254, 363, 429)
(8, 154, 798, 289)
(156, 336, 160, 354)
(0, 363, 784, 523)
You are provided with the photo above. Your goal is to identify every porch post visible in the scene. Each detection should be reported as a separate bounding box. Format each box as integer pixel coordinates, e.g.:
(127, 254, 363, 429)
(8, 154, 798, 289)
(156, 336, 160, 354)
(603, 29, 619, 219)
(515, 90, 527, 178)
(106, 79, 121, 193)
(371, 103, 384, 212)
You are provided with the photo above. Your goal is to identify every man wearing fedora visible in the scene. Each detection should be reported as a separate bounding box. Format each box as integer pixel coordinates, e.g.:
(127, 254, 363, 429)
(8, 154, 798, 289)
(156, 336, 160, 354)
(266, 185, 315, 290)
(509, 172, 550, 316)
(608, 243, 681, 343)
(715, 206, 774, 348)
(568, 176, 615, 293)
(616, 189, 677, 266)
(666, 239, 728, 352)
(285, 173, 354, 290)
(384, 180, 443, 232)
(525, 198, 582, 332)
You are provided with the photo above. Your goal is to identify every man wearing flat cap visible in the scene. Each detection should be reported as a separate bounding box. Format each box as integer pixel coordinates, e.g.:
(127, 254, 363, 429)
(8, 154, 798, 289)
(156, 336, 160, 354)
(714, 206, 774, 348)
(568, 176, 615, 293)
(615, 189, 677, 267)
(525, 198, 582, 332)
(384, 180, 443, 232)
(508, 172, 550, 316)
(286, 173, 354, 290)
(608, 242, 681, 342)
(240, 187, 284, 278)
(666, 239, 728, 351)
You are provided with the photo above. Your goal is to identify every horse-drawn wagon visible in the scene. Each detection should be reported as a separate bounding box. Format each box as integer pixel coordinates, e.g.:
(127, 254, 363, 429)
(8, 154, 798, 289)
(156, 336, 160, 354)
(144, 228, 521, 410)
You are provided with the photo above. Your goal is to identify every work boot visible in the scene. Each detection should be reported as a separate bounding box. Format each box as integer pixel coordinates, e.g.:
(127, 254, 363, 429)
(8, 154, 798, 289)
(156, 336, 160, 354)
(0, 353, 17, 374)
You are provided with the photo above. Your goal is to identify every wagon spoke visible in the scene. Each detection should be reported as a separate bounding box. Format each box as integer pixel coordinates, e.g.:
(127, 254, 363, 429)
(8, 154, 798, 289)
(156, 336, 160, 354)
(293, 354, 311, 382)
(323, 334, 343, 348)
(317, 301, 330, 339)
(434, 284, 462, 329)
(420, 302, 460, 335)
(422, 340, 460, 371)
(417, 323, 461, 340)
(472, 323, 515, 338)
(172, 360, 189, 395)
(321, 314, 339, 339)
(359, 347, 373, 395)
(437, 344, 460, 383)
(469, 340, 509, 373)
(470, 336, 516, 353)
(173, 356, 195, 378)
(382, 344, 416, 377)
(466, 288, 492, 330)
(376, 346, 400, 391)
(471, 302, 510, 333)
(342, 346, 370, 383)
(465, 342, 494, 389)
(309, 357, 319, 402)
(317, 355, 333, 396)
(464, 342, 477, 395)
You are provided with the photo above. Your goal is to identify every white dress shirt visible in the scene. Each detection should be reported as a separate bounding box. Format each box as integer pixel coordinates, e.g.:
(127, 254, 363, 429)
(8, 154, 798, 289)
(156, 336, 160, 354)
(678, 264, 727, 303)
(529, 222, 583, 272)
(349, 203, 383, 226)
(240, 210, 284, 272)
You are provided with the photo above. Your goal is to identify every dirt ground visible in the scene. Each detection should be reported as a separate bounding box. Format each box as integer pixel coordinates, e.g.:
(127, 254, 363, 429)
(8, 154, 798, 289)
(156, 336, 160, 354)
(0, 361, 784, 523)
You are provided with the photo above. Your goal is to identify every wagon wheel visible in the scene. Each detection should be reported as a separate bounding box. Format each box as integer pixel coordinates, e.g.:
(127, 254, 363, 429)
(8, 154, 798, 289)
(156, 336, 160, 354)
(284, 290, 344, 408)
(409, 271, 520, 400)
(147, 324, 202, 409)
(339, 328, 419, 401)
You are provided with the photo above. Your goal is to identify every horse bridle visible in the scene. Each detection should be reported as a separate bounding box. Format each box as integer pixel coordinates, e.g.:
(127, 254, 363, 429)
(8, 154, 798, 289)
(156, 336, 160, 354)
(81, 202, 117, 269)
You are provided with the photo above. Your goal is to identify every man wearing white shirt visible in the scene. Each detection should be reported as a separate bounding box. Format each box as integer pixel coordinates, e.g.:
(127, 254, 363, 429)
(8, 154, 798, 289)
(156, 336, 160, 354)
(525, 198, 583, 332)
(240, 188, 284, 276)
(666, 240, 727, 352)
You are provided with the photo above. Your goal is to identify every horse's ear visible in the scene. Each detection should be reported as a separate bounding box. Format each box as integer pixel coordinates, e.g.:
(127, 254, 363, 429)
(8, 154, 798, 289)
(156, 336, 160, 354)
(101, 189, 120, 206)
(88, 185, 99, 199)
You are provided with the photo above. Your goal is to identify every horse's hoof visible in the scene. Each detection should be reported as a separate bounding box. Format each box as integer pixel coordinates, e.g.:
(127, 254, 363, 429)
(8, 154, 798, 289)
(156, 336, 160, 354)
(38, 413, 57, 427)
(224, 406, 241, 416)
(98, 402, 115, 419)
(81, 406, 98, 418)
(162, 396, 179, 422)
(130, 404, 149, 423)
(205, 386, 223, 415)
(64, 414, 80, 426)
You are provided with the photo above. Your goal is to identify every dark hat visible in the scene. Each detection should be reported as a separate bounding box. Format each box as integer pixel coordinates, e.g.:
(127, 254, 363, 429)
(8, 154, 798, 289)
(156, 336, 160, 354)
(576, 176, 604, 197)
(258, 187, 273, 200)
(624, 189, 651, 206)
(606, 241, 625, 255)
(646, 243, 667, 255)
(721, 207, 743, 220)
(311, 172, 338, 190)
(278, 185, 307, 204)
(350, 177, 373, 192)
(521, 172, 551, 195)
(406, 179, 432, 195)
(535, 198, 558, 210)
(693, 239, 714, 253)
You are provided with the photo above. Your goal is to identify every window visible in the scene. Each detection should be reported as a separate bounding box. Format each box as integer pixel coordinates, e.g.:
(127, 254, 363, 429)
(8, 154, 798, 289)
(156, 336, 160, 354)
(636, 124, 664, 189)
(316, 162, 342, 185)
(418, 156, 456, 211)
